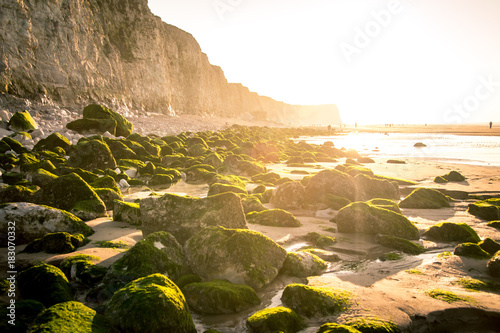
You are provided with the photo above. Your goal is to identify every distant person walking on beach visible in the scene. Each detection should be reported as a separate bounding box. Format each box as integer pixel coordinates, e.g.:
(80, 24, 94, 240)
(490, 121, 493, 129)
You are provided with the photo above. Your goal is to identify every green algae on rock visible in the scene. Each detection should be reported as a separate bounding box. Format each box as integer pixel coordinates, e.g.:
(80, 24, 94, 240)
(60, 254, 107, 286)
(29, 301, 114, 333)
(326, 194, 352, 211)
(270, 181, 305, 210)
(422, 222, 480, 243)
(354, 174, 400, 201)
(34, 132, 71, 153)
(453, 242, 491, 259)
(478, 238, 500, 256)
(281, 283, 351, 318)
(23, 232, 89, 254)
(399, 188, 451, 209)
(304, 169, 357, 205)
(0, 184, 36, 203)
(68, 139, 117, 171)
(106, 274, 196, 333)
(366, 198, 401, 214)
(113, 200, 141, 225)
(82, 104, 133, 137)
(184, 226, 287, 290)
(316, 323, 362, 333)
(467, 198, 500, 221)
(8, 110, 38, 131)
(333, 202, 420, 240)
(246, 306, 306, 333)
(280, 251, 328, 277)
(375, 234, 425, 255)
(182, 279, 261, 314)
(208, 183, 247, 196)
(426, 289, 473, 304)
(246, 209, 302, 227)
(346, 317, 400, 333)
(487, 250, 500, 277)
(18, 264, 73, 307)
(0, 300, 45, 333)
(141, 192, 247, 244)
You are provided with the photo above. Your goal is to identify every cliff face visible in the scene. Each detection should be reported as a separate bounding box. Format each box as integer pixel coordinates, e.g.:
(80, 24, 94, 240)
(0, 0, 341, 124)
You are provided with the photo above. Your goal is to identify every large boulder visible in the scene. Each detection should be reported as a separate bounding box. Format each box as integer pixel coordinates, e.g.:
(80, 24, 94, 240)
(23, 232, 88, 254)
(18, 264, 72, 307)
(0, 185, 36, 203)
(0, 202, 93, 245)
(270, 181, 305, 210)
(0, 300, 45, 333)
(281, 283, 351, 318)
(184, 227, 287, 289)
(479, 238, 500, 256)
(34, 132, 71, 153)
(246, 209, 302, 227)
(82, 104, 133, 137)
(66, 118, 117, 136)
(304, 169, 357, 206)
(182, 280, 261, 314)
(280, 251, 328, 277)
(113, 200, 141, 225)
(104, 232, 190, 289)
(207, 183, 247, 196)
(141, 193, 247, 244)
(8, 110, 38, 131)
(399, 188, 450, 209)
(246, 306, 306, 333)
(67, 139, 116, 171)
(487, 251, 500, 277)
(375, 234, 425, 255)
(32, 173, 107, 220)
(422, 222, 480, 243)
(105, 274, 196, 333)
(28, 301, 114, 333)
(221, 154, 266, 177)
(454, 243, 491, 259)
(467, 198, 500, 221)
(60, 254, 107, 287)
(354, 174, 399, 201)
(332, 202, 420, 240)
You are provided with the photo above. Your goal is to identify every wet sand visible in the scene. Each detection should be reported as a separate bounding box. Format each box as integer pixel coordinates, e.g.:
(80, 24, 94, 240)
(350, 124, 500, 137)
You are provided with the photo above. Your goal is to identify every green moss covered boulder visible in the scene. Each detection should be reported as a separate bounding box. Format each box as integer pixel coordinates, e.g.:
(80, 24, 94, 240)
(467, 198, 500, 221)
(113, 200, 141, 225)
(105, 274, 196, 333)
(246, 209, 302, 227)
(367, 198, 401, 214)
(333, 202, 419, 240)
(454, 243, 491, 259)
(0, 185, 36, 203)
(270, 181, 305, 210)
(141, 192, 247, 244)
(67, 118, 117, 136)
(31, 168, 58, 187)
(23, 232, 89, 254)
(246, 306, 306, 333)
(280, 251, 328, 277)
(34, 132, 71, 153)
(316, 323, 361, 333)
(32, 173, 107, 220)
(240, 195, 267, 214)
(222, 154, 266, 177)
(346, 317, 400, 333)
(60, 254, 107, 287)
(479, 238, 500, 256)
(304, 169, 357, 206)
(375, 234, 425, 255)
(18, 264, 73, 307)
(422, 222, 480, 243)
(82, 104, 133, 137)
(68, 139, 116, 171)
(104, 231, 190, 289)
(208, 183, 247, 196)
(184, 227, 287, 289)
(0, 202, 93, 245)
(354, 174, 400, 201)
(0, 300, 45, 333)
(399, 188, 450, 209)
(434, 170, 466, 183)
(326, 195, 352, 211)
(182, 279, 261, 314)
(8, 110, 38, 131)
(487, 251, 500, 277)
(29, 301, 114, 333)
(281, 283, 351, 318)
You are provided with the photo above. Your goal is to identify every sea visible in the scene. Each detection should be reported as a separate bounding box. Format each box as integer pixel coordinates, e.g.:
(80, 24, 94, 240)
(299, 132, 500, 167)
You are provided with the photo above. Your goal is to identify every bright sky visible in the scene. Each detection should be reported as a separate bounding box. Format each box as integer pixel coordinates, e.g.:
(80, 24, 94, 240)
(147, 0, 500, 125)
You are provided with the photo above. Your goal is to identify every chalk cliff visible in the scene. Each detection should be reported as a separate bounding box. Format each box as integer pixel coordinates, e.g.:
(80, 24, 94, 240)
(0, 0, 341, 124)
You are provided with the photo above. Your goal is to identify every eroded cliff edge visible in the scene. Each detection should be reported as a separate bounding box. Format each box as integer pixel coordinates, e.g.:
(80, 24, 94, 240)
(0, 0, 341, 124)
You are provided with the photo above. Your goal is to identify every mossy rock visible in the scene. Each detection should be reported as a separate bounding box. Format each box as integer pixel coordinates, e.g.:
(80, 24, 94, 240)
(375, 234, 425, 255)
(399, 188, 450, 209)
(222, 154, 266, 177)
(204, 152, 224, 168)
(113, 200, 141, 225)
(479, 238, 500, 256)
(175, 274, 203, 289)
(240, 194, 267, 214)
(281, 283, 351, 318)
(246, 209, 301, 228)
(270, 181, 305, 210)
(66, 118, 117, 136)
(90, 175, 121, 194)
(487, 221, 500, 229)
(183, 279, 261, 314)
(326, 195, 352, 210)
(210, 174, 247, 190)
(18, 264, 73, 307)
(141, 192, 247, 244)
(454, 243, 491, 259)
(442, 170, 466, 182)
(317, 323, 362, 333)
(105, 274, 196, 333)
(246, 306, 306, 333)
(304, 169, 357, 205)
(23, 232, 89, 254)
(8, 110, 38, 131)
(94, 188, 123, 210)
(280, 251, 328, 277)
(208, 182, 247, 196)
(32, 168, 58, 187)
(422, 222, 480, 243)
(184, 227, 287, 290)
(434, 176, 449, 183)
(0, 299, 45, 333)
(346, 317, 400, 333)
(154, 167, 182, 180)
(344, 165, 374, 177)
(33, 173, 107, 220)
(34, 132, 71, 152)
(106, 139, 138, 160)
(303, 232, 336, 249)
(56, 166, 100, 183)
(251, 172, 281, 184)
(29, 301, 114, 333)
(367, 198, 401, 214)
(104, 231, 190, 289)
(0, 202, 93, 245)
(184, 166, 216, 184)
(82, 104, 133, 137)
(333, 202, 419, 240)
(467, 198, 500, 221)
(487, 251, 500, 277)
(60, 254, 106, 286)
(1, 136, 27, 153)
(0, 185, 36, 203)
(68, 139, 116, 171)
(2, 171, 26, 185)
